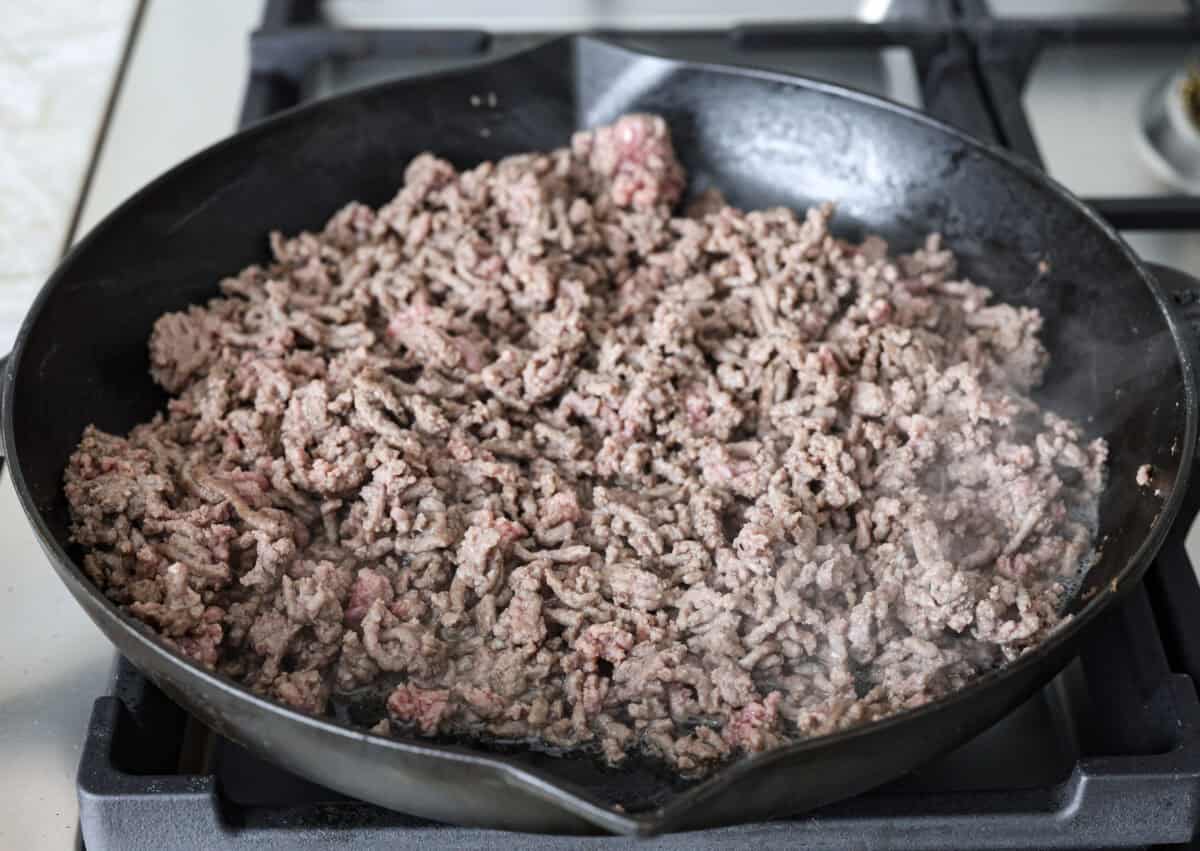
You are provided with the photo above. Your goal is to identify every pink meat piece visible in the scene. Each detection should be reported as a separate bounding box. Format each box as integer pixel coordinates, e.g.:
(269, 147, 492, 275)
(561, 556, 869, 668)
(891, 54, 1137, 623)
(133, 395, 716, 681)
(387, 684, 451, 734)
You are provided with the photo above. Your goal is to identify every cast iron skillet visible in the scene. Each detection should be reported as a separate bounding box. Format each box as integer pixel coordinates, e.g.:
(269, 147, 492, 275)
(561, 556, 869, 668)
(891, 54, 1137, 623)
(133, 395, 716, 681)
(3, 36, 1199, 835)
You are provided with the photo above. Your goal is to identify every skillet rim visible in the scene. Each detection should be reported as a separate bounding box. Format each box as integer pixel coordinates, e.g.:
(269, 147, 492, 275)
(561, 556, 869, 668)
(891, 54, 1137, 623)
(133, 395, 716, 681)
(4, 33, 1195, 835)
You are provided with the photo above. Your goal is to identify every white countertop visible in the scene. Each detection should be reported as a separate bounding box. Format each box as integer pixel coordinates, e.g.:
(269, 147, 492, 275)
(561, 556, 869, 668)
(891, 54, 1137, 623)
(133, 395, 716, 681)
(0, 0, 136, 358)
(0, 474, 109, 850)
(0, 3, 262, 848)
(2, 1, 1199, 849)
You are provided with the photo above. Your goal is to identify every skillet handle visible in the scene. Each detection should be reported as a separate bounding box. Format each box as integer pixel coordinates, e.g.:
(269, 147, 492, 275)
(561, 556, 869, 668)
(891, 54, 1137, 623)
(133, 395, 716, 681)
(0, 353, 8, 462)
(1151, 262, 1200, 331)
(1148, 262, 1200, 526)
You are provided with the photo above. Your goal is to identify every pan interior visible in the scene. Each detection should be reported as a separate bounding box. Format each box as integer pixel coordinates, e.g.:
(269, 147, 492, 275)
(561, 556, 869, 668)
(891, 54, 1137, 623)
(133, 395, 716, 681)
(9, 37, 1188, 808)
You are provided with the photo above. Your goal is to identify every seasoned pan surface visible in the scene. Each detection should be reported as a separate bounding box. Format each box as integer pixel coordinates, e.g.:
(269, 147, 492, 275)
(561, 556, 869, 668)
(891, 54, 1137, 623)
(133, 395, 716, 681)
(4, 37, 1195, 834)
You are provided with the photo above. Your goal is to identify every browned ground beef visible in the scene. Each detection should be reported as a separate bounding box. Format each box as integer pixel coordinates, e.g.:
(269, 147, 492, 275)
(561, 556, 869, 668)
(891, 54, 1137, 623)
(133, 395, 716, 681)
(64, 114, 1106, 775)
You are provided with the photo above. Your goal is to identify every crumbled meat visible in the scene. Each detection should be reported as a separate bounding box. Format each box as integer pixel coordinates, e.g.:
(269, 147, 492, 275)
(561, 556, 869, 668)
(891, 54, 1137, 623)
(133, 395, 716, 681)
(272, 669, 329, 714)
(1136, 464, 1153, 487)
(65, 114, 1105, 777)
(387, 684, 450, 734)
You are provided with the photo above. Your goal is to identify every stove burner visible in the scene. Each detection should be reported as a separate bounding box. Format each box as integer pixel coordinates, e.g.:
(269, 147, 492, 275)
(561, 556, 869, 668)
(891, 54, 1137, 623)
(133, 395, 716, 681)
(1139, 63, 1200, 194)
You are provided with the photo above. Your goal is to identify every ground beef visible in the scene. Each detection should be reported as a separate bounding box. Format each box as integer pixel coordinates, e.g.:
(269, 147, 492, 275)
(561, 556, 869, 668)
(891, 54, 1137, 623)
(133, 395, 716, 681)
(64, 113, 1106, 776)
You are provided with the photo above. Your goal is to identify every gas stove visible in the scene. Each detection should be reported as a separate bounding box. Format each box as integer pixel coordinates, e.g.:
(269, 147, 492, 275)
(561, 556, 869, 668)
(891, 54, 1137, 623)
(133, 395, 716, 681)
(75, 0, 1200, 848)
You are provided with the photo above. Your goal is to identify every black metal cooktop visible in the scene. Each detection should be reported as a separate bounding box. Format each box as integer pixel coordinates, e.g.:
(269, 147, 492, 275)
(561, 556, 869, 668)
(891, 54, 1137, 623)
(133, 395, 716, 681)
(78, 0, 1200, 848)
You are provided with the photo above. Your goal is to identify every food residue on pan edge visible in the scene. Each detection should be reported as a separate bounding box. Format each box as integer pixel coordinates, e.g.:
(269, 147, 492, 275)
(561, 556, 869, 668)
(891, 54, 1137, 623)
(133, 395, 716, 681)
(63, 114, 1106, 776)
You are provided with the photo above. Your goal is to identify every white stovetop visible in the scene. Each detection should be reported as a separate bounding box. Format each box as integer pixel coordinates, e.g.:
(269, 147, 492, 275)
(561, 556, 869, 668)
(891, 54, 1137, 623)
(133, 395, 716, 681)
(2, 1, 1199, 848)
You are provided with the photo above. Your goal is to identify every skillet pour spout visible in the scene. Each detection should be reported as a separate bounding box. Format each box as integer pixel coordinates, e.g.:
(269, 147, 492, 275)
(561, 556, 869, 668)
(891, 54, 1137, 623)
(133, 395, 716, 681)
(4, 35, 1198, 834)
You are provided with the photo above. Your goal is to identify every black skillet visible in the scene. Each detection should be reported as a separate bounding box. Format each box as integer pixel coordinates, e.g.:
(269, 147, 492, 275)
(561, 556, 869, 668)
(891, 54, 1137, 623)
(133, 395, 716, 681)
(3, 36, 1199, 835)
